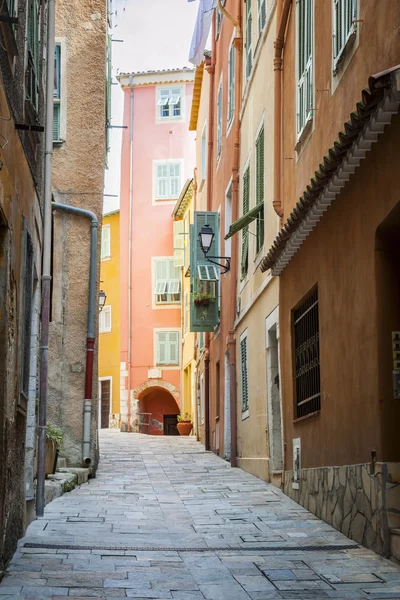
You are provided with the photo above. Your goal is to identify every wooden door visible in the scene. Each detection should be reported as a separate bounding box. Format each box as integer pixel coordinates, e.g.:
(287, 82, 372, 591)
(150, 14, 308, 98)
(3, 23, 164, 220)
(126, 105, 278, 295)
(100, 380, 111, 429)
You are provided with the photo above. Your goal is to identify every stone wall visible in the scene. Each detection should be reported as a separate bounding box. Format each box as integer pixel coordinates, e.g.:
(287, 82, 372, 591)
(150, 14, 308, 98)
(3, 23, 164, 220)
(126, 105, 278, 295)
(284, 462, 400, 558)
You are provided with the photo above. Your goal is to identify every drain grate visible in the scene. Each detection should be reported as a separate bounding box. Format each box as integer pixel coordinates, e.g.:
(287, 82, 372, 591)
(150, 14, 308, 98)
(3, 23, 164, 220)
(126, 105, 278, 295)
(23, 542, 359, 553)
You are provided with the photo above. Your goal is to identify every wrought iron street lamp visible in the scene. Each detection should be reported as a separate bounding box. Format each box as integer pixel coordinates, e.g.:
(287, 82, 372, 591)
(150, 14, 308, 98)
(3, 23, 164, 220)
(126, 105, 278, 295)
(99, 289, 107, 312)
(198, 223, 231, 274)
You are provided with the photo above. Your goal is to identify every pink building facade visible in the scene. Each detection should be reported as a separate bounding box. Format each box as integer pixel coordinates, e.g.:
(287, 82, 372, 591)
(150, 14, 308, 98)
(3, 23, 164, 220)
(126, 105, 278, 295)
(118, 69, 195, 434)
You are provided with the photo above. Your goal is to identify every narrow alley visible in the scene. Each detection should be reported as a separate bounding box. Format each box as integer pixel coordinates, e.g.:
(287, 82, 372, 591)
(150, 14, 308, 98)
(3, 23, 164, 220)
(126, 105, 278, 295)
(1, 432, 400, 599)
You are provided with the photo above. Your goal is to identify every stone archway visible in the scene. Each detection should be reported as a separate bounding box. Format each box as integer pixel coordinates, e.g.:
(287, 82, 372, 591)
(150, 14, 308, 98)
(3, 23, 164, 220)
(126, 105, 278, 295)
(130, 380, 180, 434)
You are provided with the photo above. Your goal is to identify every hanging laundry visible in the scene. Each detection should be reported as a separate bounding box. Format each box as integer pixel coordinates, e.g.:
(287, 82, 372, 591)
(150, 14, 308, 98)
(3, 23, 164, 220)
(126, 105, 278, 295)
(188, 0, 216, 66)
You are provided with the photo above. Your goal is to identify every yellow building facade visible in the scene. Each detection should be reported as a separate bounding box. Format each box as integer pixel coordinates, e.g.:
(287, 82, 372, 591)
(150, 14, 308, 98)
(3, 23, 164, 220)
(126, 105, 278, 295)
(99, 210, 121, 428)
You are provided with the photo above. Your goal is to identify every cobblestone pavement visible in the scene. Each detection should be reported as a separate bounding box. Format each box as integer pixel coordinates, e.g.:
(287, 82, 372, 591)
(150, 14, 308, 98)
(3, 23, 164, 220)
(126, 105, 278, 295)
(1, 431, 400, 599)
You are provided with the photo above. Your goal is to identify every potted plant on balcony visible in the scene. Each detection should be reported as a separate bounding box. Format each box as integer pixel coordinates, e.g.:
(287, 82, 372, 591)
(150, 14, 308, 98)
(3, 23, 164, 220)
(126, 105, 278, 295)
(45, 424, 64, 476)
(193, 279, 216, 307)
(177, 413, 193, 436)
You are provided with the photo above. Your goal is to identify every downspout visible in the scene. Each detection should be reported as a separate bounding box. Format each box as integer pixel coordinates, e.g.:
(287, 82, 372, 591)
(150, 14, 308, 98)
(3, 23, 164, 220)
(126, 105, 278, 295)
(36, 0, 56, 519)
(273, 0, 292, 217)
(229, 1, 242, 468)
(52, 203, 99, 465)
(127, 75, 134, 431)
(204, 15, 217, 452)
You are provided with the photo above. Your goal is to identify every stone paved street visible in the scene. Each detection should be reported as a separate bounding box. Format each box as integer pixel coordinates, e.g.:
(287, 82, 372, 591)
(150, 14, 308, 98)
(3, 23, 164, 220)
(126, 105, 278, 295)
(1, 431, 400, 599)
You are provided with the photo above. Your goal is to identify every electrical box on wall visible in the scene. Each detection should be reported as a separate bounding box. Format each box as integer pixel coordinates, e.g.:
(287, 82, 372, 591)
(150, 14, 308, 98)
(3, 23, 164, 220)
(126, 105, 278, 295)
(293, 438, 301, 490)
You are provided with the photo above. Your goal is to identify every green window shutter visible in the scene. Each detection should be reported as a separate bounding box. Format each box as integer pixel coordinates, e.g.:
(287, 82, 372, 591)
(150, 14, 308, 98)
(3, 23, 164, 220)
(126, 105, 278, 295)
(227, 45, 235, 124)
(241, 336, 249, 412)
(297, 0, 313, 135)
(241, 168, 250, 279)
(157, 332, 167, 365)
(190, 212, 219, 332)
(53, 103, 61, 142)
(257, 0, 266, 32)
(246, 0, 252, 79)
(168, 332, 179, 365)
(199, 331, 204, 351)
(255, 126, 265, 254)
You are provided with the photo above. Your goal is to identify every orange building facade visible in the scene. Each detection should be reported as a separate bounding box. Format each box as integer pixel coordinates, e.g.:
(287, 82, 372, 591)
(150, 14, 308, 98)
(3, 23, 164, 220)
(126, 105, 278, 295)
(118, 69, 195, 434)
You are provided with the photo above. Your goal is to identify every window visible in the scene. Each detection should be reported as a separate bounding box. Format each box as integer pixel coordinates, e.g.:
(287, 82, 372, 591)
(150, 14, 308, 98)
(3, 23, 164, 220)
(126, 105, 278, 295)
(155, 162, 182, 200)
(241, 166, 250, 280)
(200, 372, 205, 423)
(217, 80, 222, 159)
(240, 332, 249, 413)
(154, 258, 181, 304)
(184, 290, 189, 334)
(245, 0, 252, 80)
(157, 87, 182, 120)
(296, 0, 313, 137)
(53, 44, 61, 141)
(201, 124, 207, 181)
(26, 0, 40, 114)
(255, 125, 265, 255)
(199, 331, 204, 352)
(257, 0, 266, 33)
(21, 226, 34, 403)
(197, 264, 218, 281)
(333, 0, 357, 72)
(101, 224, 111, 260)
(293, 288, 320, 419)
(100, 306, 112, 333)
(227, 43, 235, 127)
(156, 331, 179, 365)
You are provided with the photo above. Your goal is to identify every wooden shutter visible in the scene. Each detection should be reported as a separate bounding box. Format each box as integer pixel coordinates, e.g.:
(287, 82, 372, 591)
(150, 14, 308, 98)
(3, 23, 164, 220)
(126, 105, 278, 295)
(246, 0, 252, 79)
(167, 331, 179, 364)
(173, 220, 184, 268)
(217, 84, 222, 157)
(297, 0, 313, 135)
(256, 127, 265, 253)
(228, 45, 235, 124)
(258, 0, 266, 32)
(157, 332, 167, 364)
(169, 163, 181, 198)
(101, 224, 110, 259)
(241, 168, 250, 279)
(156, 164, 168, 199)
(154, 259, 168, 297)
(241, 336, 249, 411)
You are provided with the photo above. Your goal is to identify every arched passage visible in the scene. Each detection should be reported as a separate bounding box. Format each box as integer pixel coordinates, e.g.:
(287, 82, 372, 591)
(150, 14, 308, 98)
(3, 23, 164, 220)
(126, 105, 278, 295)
(133, 380, 180, 436)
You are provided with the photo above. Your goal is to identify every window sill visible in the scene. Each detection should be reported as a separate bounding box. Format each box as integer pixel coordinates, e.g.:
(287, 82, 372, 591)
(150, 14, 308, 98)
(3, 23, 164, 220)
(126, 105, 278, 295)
(99, 330, 112, 334)
(293, 409, 320, 424)
(53, 139, 65, 146)
(101, 256, 111, 262)
(241, 409, 249, 421)
(295, 117, 313, 159)
(333, 29, 357, 77)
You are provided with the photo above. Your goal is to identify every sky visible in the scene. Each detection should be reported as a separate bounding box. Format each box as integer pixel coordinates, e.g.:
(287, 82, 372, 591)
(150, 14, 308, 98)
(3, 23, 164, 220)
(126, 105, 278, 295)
(103, 0, 199, 214)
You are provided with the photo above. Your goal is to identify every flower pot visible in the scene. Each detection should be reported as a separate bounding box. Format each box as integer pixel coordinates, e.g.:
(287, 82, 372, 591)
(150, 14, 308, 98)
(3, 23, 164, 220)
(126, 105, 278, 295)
(45, 439, 57, 476)
(194, 299, 210, 307)
(177, 421, 193, 436)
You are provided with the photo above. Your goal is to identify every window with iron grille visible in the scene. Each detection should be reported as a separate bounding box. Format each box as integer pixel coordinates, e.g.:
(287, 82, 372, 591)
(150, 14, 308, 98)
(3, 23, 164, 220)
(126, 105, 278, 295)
(21, 228, 34, 403)
(26, 0, 40, 114)
(293, 288, 321, 419)
(255, 125, 265, 255)
(245, 0, 253, 80)
(296, 0, 313, 137)
(333, 0, 357, 72)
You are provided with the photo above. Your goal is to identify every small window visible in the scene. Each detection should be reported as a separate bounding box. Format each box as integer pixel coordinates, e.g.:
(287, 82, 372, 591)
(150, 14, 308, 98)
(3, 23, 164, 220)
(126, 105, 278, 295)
(241, 166, 250, 280)
(333, 0, 357, 72)
(199, 331, 204, 352)
(296, 0, 313, 137)
(156, 331, 179, 366)
(154, 259, 181, 304)
(255, 125, 265, 255)
(53, 44, 62, 141)
(100, 306, 112, 333)
(155, 162, 182, 200)
(157, 87, 182, 120)
(240, 332, 249, 413)
(201, 125, 207, 182)
(293, 288, 320, 418)
(197, 264, 218, 282)
(217, 80, 223, 158)
(26, 0, 40, 114)
(257, 0, 267, 33)
(245, 0, 253, 80)
(101, 224, 111, 260)
(227, 43, 235, 127)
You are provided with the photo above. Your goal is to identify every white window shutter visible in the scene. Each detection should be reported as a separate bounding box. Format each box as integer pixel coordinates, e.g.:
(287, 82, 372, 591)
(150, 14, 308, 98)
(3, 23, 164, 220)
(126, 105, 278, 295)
(101, 225, 111, 259)
(169, 163, 181, 198)
(173, 220, 185, 268)
(168, 332, 179, 365)
(157, 332, 168, 364)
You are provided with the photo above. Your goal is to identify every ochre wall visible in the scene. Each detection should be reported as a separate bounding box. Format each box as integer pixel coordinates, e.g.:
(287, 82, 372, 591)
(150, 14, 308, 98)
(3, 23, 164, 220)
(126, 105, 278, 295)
(99, 212, 121, 416)
(280, 114, 400, 469)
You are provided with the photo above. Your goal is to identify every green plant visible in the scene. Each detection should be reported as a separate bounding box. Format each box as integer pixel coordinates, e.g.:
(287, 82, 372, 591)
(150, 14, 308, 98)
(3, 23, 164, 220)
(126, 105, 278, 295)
(46, 424, 64, 450)
(177, 413, 191, 422)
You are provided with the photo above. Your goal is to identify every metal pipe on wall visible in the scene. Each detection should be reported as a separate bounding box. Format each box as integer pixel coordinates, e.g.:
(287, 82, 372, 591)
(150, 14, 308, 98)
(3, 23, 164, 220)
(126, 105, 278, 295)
(36, 0, 56, 519)
(126, 74, 134, 431)
(51, 202, 99, 465)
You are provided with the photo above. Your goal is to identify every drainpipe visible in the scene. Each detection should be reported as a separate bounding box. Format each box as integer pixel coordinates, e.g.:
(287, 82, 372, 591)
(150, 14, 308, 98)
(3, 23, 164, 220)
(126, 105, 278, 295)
(228, 1, 242, 468)
(52, 203, 99, 465)
(36, 0, 56, 519)
(273, 0, 292, 218)
(126, 75, 134, 431)
(204, 15, 217, 452)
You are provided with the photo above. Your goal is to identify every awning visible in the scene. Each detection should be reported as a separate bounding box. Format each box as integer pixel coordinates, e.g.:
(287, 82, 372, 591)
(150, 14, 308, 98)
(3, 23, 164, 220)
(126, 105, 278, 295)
(225, 203, 263, 239)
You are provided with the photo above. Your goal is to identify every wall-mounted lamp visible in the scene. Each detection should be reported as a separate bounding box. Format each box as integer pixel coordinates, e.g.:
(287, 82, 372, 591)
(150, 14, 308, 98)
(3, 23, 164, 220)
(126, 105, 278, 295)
(199, 224, 231, 274)
(99, 289, 107, 312)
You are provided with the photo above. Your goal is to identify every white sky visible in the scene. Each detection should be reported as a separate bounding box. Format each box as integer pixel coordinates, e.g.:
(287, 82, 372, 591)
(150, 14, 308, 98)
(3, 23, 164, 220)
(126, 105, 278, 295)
(103, 0, 199, 214)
